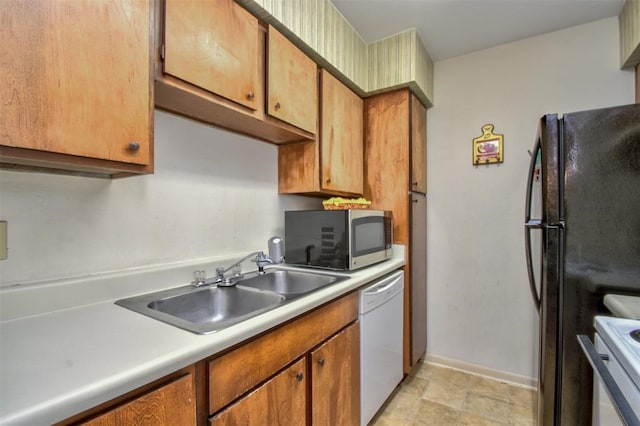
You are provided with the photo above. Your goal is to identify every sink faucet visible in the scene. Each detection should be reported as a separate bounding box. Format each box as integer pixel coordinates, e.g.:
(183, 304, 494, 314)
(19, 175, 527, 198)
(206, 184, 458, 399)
(191, 237, 285, 287)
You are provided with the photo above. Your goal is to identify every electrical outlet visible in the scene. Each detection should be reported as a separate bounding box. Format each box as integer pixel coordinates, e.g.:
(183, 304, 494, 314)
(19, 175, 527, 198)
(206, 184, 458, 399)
(0, 221, 7, 260)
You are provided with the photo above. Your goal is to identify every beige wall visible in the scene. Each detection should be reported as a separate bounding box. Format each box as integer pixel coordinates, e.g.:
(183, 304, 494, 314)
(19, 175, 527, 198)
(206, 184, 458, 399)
(0, 112, 320, 286)
(426, 17, 634, 380)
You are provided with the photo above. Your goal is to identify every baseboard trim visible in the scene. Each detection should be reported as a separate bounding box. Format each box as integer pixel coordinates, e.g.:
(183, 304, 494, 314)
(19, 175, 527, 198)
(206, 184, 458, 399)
(423, 353, 538, 389)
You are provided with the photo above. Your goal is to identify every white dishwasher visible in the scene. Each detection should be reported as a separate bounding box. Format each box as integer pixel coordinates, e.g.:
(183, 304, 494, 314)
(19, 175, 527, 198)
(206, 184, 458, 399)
(360, 270, 404, 426)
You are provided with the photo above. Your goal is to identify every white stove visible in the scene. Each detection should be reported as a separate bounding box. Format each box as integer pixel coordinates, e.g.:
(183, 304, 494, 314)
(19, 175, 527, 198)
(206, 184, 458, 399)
(591, 316, 640, 425)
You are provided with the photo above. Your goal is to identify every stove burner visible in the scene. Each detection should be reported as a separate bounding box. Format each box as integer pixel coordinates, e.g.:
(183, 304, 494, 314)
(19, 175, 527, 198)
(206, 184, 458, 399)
(631, 329, 640, 343)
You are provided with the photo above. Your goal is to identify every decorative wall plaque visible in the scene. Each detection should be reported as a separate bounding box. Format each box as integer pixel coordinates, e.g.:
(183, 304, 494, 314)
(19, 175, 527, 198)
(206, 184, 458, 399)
(473, 124, 503, 165)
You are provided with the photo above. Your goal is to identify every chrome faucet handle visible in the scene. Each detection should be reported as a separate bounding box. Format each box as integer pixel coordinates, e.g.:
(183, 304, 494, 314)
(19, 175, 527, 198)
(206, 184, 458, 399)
(252, 251, 274, 274)
(215, 267, 226, 281)
(231, 264, 243, 277)
(192, 270, 206, 287)
(253, 251, 272, 265)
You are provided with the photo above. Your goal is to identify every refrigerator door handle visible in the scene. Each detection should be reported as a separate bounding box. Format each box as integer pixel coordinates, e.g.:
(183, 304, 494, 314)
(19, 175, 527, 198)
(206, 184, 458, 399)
(525, 225, 542, 312)
(525, 138, 542, 312)
(524, 138, 541, 223)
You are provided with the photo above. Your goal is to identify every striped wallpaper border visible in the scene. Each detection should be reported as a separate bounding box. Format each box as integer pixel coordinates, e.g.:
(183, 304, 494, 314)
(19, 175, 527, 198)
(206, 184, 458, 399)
(237, 0, 434, 106)
(619, 0, 640, 68)
(368, 29, 433, 105)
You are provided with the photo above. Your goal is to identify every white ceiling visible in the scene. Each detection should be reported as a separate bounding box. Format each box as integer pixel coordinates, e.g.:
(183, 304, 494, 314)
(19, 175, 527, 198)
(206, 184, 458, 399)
(330, 0, 625, 61)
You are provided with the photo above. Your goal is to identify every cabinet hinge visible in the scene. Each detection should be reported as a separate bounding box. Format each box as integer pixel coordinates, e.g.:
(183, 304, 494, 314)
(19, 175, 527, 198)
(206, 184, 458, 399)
(160, 44, 165, 61)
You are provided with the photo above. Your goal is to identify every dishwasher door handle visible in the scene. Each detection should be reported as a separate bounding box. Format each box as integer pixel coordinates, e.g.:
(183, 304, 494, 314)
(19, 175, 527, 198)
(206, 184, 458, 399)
(364, 280, 398, 295)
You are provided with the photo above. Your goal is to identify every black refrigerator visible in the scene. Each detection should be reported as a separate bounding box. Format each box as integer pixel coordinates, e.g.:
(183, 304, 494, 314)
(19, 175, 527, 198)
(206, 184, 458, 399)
(524, 103, 640, 425)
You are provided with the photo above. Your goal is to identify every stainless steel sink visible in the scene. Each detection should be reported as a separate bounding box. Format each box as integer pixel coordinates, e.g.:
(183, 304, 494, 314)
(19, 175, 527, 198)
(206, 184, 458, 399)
(239, 270, 340, 296)
(115, 268, 347, 334)
(150, 286, 284, 324)
(116, 285, 283, 334)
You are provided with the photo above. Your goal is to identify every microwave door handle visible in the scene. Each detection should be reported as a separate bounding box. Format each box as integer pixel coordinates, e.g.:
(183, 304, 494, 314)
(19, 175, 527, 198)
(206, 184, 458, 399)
(305, 245, 315, 264)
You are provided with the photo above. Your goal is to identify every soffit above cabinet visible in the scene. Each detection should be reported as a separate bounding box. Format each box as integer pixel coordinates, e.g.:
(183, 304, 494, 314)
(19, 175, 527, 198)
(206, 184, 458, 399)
(620, 0, 640, 68)
(237, 0, 433, 107)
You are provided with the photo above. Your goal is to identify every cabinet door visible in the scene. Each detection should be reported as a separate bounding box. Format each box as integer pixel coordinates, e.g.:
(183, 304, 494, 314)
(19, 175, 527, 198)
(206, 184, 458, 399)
(411, 194, 427, 365)
(163, 0, 260, 111)
(210, 358, 307, 426)
(268, 26, 318, 134)
(311, 322, 360, 426)
(636, 64, 640, 104)
(82, 373, 195, 425)
(411, 95, 427, 194)
(321, 70, 364, 195)
(0, 0, 150, 166)
(364, 89, 410, 244)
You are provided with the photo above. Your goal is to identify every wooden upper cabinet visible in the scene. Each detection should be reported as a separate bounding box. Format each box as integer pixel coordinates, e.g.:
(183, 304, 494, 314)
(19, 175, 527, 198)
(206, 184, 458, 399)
(0, 0, 152, 176)
(163, 0, 260, 111)
(411, 95, 427, 194)
(81, 373, 196, 425)
(267, 26, 318, 134)
(210, 358, 307, 426)
(320, 70, 364, 195)
(364, 89, 428, 374)
(278, 70, 363, 197)
(156, 0, 314, 145)
(310, 322, 360, 426)
(364, 90, 411, 244)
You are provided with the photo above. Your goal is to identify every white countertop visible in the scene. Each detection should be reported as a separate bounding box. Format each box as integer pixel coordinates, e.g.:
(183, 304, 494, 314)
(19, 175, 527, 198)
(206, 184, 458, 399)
(0, 247, 405, 425)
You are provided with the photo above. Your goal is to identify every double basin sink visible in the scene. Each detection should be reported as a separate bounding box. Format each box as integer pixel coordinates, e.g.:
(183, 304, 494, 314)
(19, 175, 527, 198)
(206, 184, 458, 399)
(116, 269, 347, 334)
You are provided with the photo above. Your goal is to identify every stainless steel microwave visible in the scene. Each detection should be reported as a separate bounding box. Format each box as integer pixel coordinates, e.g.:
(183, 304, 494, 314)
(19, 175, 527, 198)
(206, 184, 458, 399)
(284, 210, 393, 270)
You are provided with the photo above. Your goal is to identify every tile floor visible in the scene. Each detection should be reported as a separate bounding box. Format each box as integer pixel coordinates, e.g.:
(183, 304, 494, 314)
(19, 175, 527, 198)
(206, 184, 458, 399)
(370, 362, 537, 426)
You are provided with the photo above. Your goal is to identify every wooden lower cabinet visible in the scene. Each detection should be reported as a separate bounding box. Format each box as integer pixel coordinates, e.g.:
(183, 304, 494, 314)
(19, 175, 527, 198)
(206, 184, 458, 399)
(56, 369, 197, 426)
(208, 294, 360, 425)
(62, 293, 360, 426)
(210, 358, 307, 425)
(311, 322, 360, 426)
(82, 374, 195, 425)
(210, 320, 360, 426)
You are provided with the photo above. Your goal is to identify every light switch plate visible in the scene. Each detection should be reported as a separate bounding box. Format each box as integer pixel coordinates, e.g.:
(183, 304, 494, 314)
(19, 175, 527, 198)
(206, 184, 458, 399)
(0, 221, 7, 260)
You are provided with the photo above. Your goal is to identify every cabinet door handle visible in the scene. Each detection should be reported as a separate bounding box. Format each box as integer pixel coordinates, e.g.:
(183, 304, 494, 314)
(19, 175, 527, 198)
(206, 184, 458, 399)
(325, 178, 331, 184)
(317, 358, 325, 367)
(296, 373, 304, 382)
(275, 102, 281, 110)
(412, 181, 418, 186)
(246, 91, 255, 100)
(128, 141, 140, 152)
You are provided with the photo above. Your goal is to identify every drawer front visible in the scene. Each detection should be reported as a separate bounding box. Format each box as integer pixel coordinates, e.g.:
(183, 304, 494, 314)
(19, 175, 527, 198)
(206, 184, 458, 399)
(210, 358, 306, 425)
(81, 373, 195, 425)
